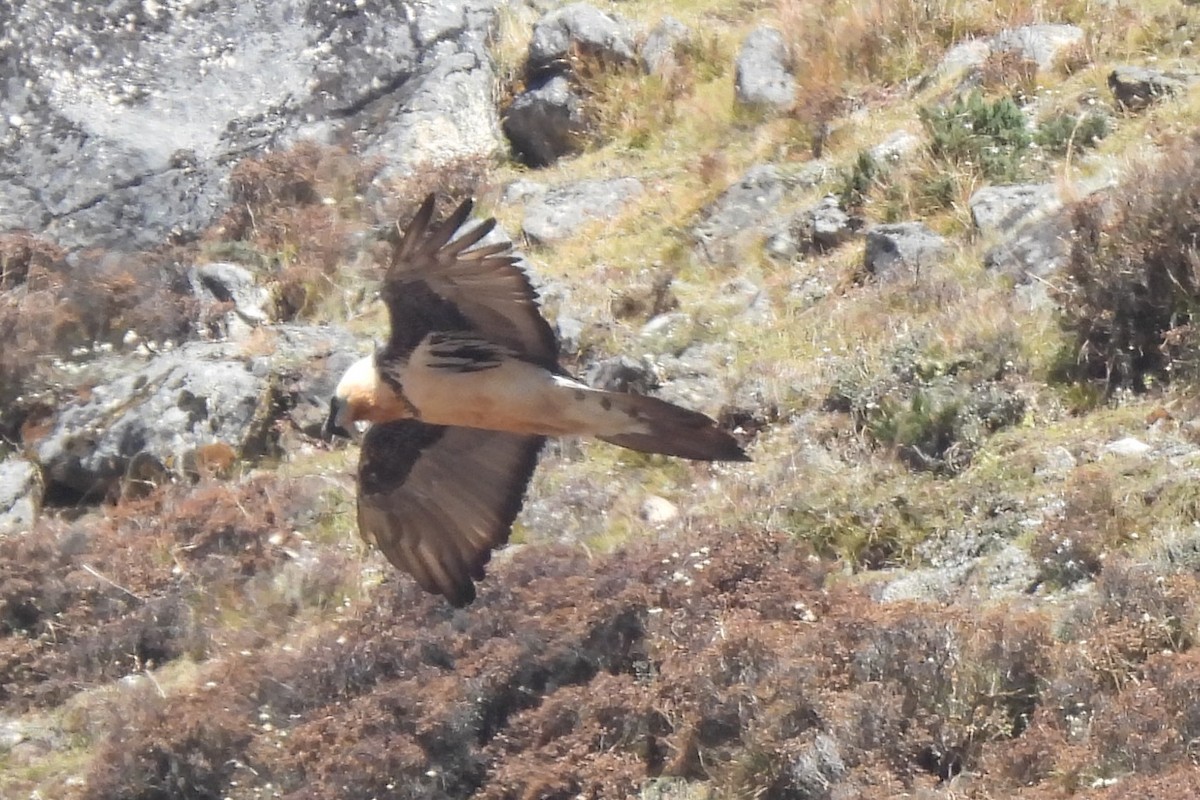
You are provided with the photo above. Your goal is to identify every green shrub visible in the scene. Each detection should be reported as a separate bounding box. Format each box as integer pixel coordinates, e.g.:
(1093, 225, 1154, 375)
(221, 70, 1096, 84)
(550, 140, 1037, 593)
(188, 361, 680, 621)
(826, 336, 1026, 475)
(920, 91, 1032, 183)
(838, 150, 884, 210)
(1035, 111, 1110, 155)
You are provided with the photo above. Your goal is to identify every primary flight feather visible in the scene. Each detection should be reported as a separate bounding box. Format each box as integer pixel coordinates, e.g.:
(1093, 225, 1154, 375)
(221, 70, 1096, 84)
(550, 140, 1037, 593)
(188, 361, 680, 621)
(325, 194, 748, 607)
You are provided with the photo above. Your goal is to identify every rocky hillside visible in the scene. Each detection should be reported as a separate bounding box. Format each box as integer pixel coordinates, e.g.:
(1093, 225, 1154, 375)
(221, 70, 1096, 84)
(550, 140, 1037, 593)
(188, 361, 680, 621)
(5, 0, 1200, 797)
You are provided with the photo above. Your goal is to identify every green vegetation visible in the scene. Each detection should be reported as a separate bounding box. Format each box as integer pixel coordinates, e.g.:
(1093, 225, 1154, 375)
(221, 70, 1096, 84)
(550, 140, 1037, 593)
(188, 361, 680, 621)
(921, 90, 1032, 183)
(1035, 110, 1111, 154)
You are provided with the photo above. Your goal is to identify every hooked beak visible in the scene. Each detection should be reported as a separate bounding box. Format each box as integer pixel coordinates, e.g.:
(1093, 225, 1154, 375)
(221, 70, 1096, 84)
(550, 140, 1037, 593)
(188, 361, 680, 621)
(323, 396, 353, 441)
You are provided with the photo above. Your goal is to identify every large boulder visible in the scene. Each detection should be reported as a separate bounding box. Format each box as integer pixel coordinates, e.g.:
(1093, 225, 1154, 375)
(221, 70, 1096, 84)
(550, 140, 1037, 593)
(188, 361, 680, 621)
(693, 164, 786, 263)
(989, 23, 1084, 70)
(932, 24, 1083, 83)
(863, 223, 948, 282)
(0, 0, 506, 250)
(767, 195, 861, 259)
(503, 75, 588, 167)
(1108, 66, 1190, 111)
(521, 178, 644, 244)
(984, 212, 1074, 284)
(528, 3, 638, 73)
(189, 261, 275, 340)
(735, 27, 796, 109)
(0, 456, 42, 534)
(969, 184, 1061, 238)
(32, 324, 358, 503)
(641, 17, 689, 76)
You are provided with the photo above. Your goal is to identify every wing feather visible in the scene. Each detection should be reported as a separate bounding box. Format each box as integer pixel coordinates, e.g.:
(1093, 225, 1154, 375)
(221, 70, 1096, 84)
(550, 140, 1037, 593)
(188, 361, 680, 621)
(381, 194, 558, 366)
(356, 420, 545, 607)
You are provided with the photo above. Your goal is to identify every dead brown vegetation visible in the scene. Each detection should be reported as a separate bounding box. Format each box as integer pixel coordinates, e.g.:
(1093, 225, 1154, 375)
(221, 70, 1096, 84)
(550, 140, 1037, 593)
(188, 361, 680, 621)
(1, 486, 1188, 799)
(208, 141, 383, 320)
(1057, 135, 1200, 392)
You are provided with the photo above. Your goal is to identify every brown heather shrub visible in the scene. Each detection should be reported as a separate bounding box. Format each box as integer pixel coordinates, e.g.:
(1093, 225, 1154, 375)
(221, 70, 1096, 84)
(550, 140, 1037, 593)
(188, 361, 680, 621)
(86, 685, 255, 800)
(30, 514, 1200, 799)
(58, 249, 197, 348)
(0, 238, 198, 442)
(0, 473, 324, 713)
(1031, 465, 1134, 588)
(209, 141, 383, 321)
(0, 232, 64, 290)
(1057, 138, 1200, 392)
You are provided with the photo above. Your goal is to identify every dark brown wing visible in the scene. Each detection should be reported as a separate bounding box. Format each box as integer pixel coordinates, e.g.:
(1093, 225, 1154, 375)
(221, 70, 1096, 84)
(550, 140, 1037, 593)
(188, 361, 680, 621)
(356, 419, 545, 607)
(381, 194, 558, 366)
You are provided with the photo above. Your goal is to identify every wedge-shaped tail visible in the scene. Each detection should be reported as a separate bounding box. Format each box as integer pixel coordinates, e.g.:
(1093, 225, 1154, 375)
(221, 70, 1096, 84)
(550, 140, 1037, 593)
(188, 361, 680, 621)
(596, 391, 749, 462)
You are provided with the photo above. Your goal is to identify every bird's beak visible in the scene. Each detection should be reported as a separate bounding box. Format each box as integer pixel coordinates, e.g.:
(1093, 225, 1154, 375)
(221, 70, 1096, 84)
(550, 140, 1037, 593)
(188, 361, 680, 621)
(323, 396, 354, 441)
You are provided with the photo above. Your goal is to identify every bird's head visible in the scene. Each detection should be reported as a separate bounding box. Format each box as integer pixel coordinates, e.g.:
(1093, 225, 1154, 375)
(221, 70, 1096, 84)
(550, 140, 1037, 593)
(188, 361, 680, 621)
(323, 354, 378, 441)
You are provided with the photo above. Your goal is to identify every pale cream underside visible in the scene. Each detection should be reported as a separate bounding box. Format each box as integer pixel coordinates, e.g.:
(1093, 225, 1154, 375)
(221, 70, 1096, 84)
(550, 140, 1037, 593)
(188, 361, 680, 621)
(401, 339, 647, 437)
(336, 350, 650, 437)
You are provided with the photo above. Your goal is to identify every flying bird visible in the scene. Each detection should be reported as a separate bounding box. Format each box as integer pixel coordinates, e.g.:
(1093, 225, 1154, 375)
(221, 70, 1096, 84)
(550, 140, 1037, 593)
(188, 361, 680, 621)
(324, 194, 748, 606)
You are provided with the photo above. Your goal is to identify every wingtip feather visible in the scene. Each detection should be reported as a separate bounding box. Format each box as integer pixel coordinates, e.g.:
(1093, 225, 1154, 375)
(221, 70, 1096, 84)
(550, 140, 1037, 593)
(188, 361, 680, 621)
(393, 193, 438, 265)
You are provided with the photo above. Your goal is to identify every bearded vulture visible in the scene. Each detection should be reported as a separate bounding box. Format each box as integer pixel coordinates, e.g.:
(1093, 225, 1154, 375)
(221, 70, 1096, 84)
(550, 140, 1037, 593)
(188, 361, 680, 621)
(324, 194, 747, 606)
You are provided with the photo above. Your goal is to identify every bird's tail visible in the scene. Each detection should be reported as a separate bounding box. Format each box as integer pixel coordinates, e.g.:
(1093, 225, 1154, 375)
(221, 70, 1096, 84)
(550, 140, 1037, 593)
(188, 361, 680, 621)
(595, 391, 749, 462)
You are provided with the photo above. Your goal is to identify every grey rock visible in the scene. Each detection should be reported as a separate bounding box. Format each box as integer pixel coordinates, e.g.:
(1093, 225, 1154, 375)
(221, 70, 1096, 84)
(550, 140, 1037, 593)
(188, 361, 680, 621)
(1109, 66, 1189, 111)
(785, 733, 847, 799)
(35, 342, 265, 501)
(33, 324, 358, 502)
(1038, 445, 1078, 475)
(808, 197, 859, 252)
(502, 179, 549, 206)
(935, 38, 992, 79)
(503, 75, 587, 167)
(718, 277, 773, 323)
(965, 543, 1039, 598)
(880, 563, 974, 604)
(1, 0, 505, 250)
(0, 456, 41, 534)
(585, 355, 659, 395)
(984, 210, 1074, 282)
(771, 195, 860, 259)
(518, 461, 621, 544)
(522, 178, 644, 244)
(641, 17, 689, 76)
(694, 164, 786, 263)
(639, 312, 691, 341)
(528, 3, 638, 73)
(883, 543, 1038, 603)
(1103, 436, 1151, 458)
(735, 27, 796, 109)
(652, 343, 734, 416)
(0, 718, 28, 750)
(368, 41, 507, 181)
(190, 262, 274, 339)
(870, 130, 922, 165)
(640, 495, 679, 526)
(990, 23, 1084, 70)
(969, 184, 1061, 237)
(640, 778, 699, 800)
(863, 223, 948, 282)
(267, 325, 362, 441)
(554, 315, 585, 357)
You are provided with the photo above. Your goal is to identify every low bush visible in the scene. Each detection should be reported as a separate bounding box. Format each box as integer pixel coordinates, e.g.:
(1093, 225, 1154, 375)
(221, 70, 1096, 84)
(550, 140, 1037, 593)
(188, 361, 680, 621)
(920, 90, 1032, 184)
(1056, 138, 1200, 391)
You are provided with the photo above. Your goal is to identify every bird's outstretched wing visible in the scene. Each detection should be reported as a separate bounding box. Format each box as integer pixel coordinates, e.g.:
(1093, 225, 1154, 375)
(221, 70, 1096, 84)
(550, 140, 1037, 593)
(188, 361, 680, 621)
(355, 419, 545, 607)
(381, 194, 559, 366)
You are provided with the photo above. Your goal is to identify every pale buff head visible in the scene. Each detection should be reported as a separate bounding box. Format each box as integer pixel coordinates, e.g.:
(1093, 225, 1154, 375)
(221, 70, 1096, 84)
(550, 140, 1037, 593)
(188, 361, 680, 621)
(324, 354, 378, 437)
